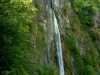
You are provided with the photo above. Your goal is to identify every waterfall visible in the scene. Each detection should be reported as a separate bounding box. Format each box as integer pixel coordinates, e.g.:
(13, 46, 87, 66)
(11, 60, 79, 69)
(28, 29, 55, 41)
(54, 14, 65, 75)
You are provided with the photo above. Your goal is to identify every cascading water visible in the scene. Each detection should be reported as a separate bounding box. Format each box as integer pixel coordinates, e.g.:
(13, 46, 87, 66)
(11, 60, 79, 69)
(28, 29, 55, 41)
(54, 14, 65, 75)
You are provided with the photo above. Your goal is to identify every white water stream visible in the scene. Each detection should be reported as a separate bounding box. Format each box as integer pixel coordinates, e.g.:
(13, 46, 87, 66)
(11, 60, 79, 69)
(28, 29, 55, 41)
(54, 14, 65, 75)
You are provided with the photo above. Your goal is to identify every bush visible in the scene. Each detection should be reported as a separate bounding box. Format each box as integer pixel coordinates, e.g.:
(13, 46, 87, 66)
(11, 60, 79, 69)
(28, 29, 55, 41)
(62, 3, 71, 15)
(34, 0, 41, 10)
(74, 55, 83, 67)
(83, 54, 93, 66)
(41, 65, 57, 75)
(83, 49, 97, 69)
(81, 65, 95, 75)
(90, 29, 99, 41)
(78, 10, 95, 27)
(66, 34, 80, 55)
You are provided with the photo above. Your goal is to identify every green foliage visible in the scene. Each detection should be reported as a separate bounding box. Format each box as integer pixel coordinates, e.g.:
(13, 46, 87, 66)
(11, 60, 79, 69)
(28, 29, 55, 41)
(67, 0, 100, 74)
(84, 54, 93, 66)
(98, 72, 100, 75)
(67, 34, 76, 51)
(83, 49, 97, 69)
(72, 14, 79, 23)
(66, 34, 80, 55)
(34, 0, 41, 10)
(74, 55, 83, 66)
(74, 54, 84, 74)
(81, 65, 95, 75)
(71, 0, 100, 13)
(80, 24, 88, 31)
(90, 29, 99, 41)
(85, 36, 92, 46)
(71, 14, 79, 31)
(97, 48, 100, 55)
(2, 67, 29, 75)
(78, 10, 95, 27)
(95, 42, 100, 55)
(72, 0, 87, 12)
(62, 34, 83, 74)
(70, 0, 100, 28)
(62, 3, 71, 15)
(41, 65, 57, 75)
(73, 55, 84, 75)
(0, 0, 46, 75)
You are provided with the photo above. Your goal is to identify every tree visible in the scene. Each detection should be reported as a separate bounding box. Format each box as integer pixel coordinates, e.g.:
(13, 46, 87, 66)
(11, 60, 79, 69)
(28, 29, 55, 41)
(81, 65, 95, 75)
(0, 0, 38, 74)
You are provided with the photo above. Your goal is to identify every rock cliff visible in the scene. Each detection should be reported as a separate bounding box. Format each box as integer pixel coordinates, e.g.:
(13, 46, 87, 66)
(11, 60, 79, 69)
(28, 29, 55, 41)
(33, 0, 100, 75)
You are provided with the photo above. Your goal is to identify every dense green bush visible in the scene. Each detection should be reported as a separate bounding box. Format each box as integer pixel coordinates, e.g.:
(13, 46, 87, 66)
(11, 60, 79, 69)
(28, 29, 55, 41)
(90, 29, 99, 41)
(83, 49, 97, 70)
(34, 0, 41, 10)
(81, 65, 95, 75)
(74, 55, 83, 68)
(97, 48, 100, 55)
(41, 65, 57, 75)
(79, 13, 94, 27)
(66, 34, 80, 55)
(85, 36, 92, 46)
(83, 54, 93, 66)
(70, 0, 99, 29)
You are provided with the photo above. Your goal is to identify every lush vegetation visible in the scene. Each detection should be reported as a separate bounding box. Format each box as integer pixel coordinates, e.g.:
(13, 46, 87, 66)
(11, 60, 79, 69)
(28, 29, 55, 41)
(0, 0, 36, 74)
(62, 0, 100, 74)
(1, 0, 100, 75)
(70, 0, 100, 29)
(0, 0, 56, 75)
